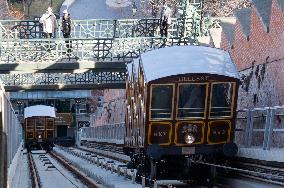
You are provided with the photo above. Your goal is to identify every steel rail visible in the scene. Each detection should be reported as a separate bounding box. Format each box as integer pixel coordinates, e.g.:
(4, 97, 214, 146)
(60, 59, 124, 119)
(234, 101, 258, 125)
(49, 151, 100, 188)
(28, 153, 41, 188)
(193, 160, 284, 186)
(74, 145, 129, 164)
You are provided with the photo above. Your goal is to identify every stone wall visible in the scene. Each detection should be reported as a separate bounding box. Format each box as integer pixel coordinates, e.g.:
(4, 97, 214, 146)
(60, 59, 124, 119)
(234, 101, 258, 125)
(238, 60, 283, 109)
(220, 0, 284, 109)
(93, 89, 126, 127)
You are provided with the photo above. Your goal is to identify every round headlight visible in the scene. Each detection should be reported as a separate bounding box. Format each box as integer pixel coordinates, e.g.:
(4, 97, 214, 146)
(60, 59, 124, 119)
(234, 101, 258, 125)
(184, 133, 195, 144)
(38, 135, 42, 139)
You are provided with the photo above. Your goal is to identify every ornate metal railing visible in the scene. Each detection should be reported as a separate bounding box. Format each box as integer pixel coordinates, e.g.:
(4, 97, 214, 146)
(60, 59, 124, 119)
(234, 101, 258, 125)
(0, 37, 192, 63)
(0, 18, 196, 39)
(201, 17, 222, 36)
(0, 1, 204, 39)
(0, 70, 127, 91)
(0, 0, 203, 90)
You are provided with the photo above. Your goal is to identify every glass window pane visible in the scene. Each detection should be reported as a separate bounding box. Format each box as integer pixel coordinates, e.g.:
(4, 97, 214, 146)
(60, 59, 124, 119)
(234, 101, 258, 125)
(26, 118, 35, 130)
(178, 84, 206, 118)
(36, 118, 45, 130)
(210, 83, 233, 117)
(46, 118, 54, 130)
(151, 85, 173, 119)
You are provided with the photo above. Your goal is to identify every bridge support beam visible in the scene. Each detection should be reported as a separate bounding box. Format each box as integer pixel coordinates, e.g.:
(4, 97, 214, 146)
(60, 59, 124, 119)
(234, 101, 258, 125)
(0, 62, 127, 91)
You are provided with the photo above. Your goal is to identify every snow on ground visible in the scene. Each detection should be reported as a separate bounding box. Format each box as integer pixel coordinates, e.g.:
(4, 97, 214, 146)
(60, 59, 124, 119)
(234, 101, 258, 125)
(10, 151, 30, 188)
(238, 147, 284, 162)
(33, 152, 88, 188)
(54, 147, 141, 188)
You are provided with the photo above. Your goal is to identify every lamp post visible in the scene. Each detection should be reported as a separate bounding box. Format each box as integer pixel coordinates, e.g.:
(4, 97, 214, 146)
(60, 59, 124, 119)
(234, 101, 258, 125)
(16, 101, 23, 115)
(75, 99, 81, 146)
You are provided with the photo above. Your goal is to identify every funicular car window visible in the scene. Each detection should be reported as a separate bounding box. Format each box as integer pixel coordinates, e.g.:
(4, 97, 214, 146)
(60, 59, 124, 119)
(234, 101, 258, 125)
(150, 84, 173, 119)
(36, 118, 45, 130)
(210, 83, 234, 117)
(46, 118, 54, 130)
(26, 118, 35, 130)
(177, 84, 207, 118)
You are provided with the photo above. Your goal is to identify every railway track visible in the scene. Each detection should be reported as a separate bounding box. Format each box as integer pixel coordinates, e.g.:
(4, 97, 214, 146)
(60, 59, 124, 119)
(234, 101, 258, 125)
(192, 157, 284, 186)
(28, 152, 41, 188)
(230, 158, 284, 186)
(83, 141, 125, 154)
(78, 142, 284, 187)
(53, 146, 142, 188)
(73, 145, 228, 188)
(76, 145, 130, 163)
(27, 150, 98, 188)
(60, 146, 204, 188)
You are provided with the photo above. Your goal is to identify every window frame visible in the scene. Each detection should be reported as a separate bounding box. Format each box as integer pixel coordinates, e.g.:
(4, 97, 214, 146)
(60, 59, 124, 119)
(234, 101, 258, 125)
(174, 121, 205, 146)
(147, 122, 172, 145)
(207, 120, 231, 144)
(26, 118, 35, 139)
(209, 82, 236, 119)
(149, 83, 175, 121)
(176, 83, 209, 120)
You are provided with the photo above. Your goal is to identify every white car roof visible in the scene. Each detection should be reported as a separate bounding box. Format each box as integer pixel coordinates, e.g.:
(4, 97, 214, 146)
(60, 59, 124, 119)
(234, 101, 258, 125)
(24, 105, 56, 119)
(128, 46, 240, 82)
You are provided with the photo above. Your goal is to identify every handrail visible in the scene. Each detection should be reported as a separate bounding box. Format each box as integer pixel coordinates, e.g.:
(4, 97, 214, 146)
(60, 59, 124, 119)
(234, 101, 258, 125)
(236, 106, 284, 150)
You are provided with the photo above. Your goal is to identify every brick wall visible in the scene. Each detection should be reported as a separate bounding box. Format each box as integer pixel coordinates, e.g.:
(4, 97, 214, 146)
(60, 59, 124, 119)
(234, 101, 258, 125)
(221, 0, 284, 109)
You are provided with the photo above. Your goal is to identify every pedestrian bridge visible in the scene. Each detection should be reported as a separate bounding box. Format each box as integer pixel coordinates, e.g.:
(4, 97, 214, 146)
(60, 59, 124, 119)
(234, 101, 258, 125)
(0, 0, 214, 91)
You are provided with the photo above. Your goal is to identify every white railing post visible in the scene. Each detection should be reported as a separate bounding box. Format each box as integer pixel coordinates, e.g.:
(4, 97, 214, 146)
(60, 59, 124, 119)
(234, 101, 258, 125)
(263, 108, 271, 149)
(245, 109, 254, 147)
(266, 108, 275, 150)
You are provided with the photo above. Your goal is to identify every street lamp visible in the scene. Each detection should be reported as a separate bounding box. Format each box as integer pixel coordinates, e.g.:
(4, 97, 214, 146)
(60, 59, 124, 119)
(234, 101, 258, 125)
(16, 101, 23, 115)
(132, 2, 137, 18)
(75, 99, 81, 146)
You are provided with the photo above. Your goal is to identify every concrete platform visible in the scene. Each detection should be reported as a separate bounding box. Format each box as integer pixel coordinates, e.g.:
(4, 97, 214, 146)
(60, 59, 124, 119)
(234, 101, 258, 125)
(237, 147, 284, 162)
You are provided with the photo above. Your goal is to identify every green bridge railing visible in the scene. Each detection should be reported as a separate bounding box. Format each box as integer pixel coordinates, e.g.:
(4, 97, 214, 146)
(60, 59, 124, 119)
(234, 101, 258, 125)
(0, 0, 211, 90)
(0, 37, 192, 63)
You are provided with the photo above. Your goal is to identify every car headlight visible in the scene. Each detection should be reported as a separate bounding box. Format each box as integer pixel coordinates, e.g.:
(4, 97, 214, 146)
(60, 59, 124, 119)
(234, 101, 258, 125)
(184, 133, 195, 144)
(38, 135, 42, 139)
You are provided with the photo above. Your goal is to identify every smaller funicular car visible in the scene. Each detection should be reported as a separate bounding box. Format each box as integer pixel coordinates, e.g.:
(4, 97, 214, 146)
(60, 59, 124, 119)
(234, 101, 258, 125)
(24, 105, 56, 151)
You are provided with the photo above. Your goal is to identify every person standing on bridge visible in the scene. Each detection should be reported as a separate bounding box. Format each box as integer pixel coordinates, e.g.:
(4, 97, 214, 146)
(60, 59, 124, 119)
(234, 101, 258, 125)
(40, 6, 57, 38)
(160, 3, 172, 37)
(62, 9, 72, 53)
(62, 9, 71, 39)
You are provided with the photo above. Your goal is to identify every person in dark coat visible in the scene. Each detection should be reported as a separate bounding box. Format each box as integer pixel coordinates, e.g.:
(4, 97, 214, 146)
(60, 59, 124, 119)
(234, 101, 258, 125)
(160, 4, 172, 37)
(62, 10, 72, 53)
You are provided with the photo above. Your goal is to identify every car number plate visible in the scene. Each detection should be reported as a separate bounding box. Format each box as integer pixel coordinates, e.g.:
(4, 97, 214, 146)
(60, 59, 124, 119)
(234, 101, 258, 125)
(182, 147, 195, 154)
